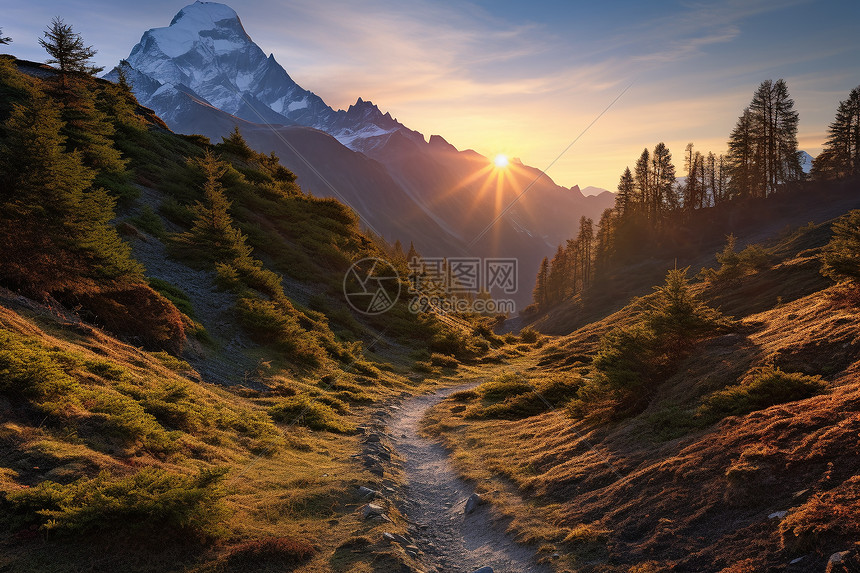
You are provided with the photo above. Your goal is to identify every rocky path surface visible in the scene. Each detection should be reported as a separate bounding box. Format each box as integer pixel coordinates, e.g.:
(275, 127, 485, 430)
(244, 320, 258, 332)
(389, 385, 551, 573)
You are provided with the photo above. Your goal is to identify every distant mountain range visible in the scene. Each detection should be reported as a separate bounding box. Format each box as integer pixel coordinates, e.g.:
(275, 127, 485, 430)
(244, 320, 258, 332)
(107, 1, 615, 306)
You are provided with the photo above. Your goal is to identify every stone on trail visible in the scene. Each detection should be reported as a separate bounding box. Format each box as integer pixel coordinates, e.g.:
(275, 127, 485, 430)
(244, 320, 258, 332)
(465, 493, 484, 514)
(361, 503, 385, 519)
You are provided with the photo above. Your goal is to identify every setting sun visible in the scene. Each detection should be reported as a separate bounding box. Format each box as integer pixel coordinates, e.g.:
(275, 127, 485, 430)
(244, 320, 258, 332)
(494, 154, 509, 168)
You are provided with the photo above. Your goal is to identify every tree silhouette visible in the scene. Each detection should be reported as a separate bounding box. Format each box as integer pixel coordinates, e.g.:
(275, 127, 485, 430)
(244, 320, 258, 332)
(729, 79, 801, 197)
(813, 86, 860, 180)
(616, 167, 635, 216)
(0, 27, 11, 44)
(533, 257, 549, 308)
(39, 17, 103, 83)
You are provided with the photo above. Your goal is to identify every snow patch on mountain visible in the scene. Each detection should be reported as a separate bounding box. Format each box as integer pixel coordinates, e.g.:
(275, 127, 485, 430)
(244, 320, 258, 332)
(109, 1, 420, 153)
(799, 150, 814, 174)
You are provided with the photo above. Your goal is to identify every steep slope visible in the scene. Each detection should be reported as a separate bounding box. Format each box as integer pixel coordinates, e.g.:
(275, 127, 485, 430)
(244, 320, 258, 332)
(0, 54, 505, 573)
(107, 1, 616, 304)
(532, 181, 860, 335)
(423, 213, 860, 571)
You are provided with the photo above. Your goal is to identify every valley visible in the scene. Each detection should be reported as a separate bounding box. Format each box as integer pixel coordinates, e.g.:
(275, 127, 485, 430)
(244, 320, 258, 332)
(2, 2, 860, 572)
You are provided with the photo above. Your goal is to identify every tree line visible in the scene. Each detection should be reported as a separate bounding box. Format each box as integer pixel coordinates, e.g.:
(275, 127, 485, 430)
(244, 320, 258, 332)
(532, 78, 860, 311)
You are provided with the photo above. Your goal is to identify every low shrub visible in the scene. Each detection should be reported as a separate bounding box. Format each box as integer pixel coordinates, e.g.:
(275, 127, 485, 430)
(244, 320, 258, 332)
(464, 373, 582, 420)
(269, 395, 353, 433)
(779, 475, 860, 553)
(6, 467, 229, 537)
(130, 205, 166, 238)
(430, 353, 459, 368)
(76, 282, 186, 355)
(698, 366, 825, 422)
(478, 373, 533, 402)
(519, 327, 540, 344)
(0, 330, 79, 401)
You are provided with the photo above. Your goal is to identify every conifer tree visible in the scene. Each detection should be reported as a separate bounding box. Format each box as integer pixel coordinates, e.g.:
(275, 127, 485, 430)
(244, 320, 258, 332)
(577, 217, 594, 288)
(174, 151, 253, 263)
(813, 86, 860, 180)
(616, 167, 635, 216)
(729, 80, 801, 197)
(651, 142, 675, 216)
(0, 27, 11, 44)
(594, 208, 615, 277)
(39, 18, 103, 83)
(547, 244, 567, 303)
(406, 241, 420, 263)
(533, 257, 549, 308)
(822, 210, 860, 284)
(727, 108, 756, 198)
(634, 148, 650, 217)
(0, 83, 140, 290)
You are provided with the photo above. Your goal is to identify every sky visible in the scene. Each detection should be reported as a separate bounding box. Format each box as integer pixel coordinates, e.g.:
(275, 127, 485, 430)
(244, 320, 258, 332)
(3, 0, 859, 191)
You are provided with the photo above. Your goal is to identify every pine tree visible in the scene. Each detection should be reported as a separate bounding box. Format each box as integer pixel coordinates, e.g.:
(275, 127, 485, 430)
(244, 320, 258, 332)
(736, 79, 802, 197)
(706, 152, 717, 206)
(392, 239, 405, 261)
(217, 125, 255, 161)
(547, 245, 567, 304)
(406, 241, 420, 263)
(634, 148, 650, 218)
(821, 210, 860, 284)
(0, 27, 11, 44)
(813, 86, 860, 180)
(594, 208, 615, 277)
(56, 80, 126, 175)
(727, 107, 756, 198)
(0, 85, 140, 290)
(577, 217, 594, 288)
(616, 167, 635, 216)
(651, 142, 675, 217)
(39, 17, 103, 83)
(174, 151, 253, 263)
(533, 257, 549, 308)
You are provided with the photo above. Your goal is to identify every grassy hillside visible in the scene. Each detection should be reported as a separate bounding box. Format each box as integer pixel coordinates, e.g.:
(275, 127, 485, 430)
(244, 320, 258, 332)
(423, 215, 860, 571)
(0, 56, 509, 571)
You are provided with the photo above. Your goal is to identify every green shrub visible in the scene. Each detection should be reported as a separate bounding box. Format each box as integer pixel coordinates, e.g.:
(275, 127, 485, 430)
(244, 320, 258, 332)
(130, 205, 166, 238)
(148, 277, 196, 319)
(6, 467, 228, 536)
(465, 374, 582, 420)
(269, 395, 353, 433)
(822, 210, 860, 284)
(576, 268, 729, 418)
(698, 366, 825, 422)
(430, 353, 459, 368)
(450, 389, 479, 401)
(234, 297, 324, 365)
(412, 360, 434, 373)
(0, 330, 80, 401)
(701, 235, 771, 284)
(478, 373, 533, 402)
(519, 327, 540, 343)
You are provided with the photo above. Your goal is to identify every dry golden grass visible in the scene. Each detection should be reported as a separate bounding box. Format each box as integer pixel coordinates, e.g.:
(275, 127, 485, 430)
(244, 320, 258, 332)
(0, 297, 423, 573)
(423, 234, 860, 571)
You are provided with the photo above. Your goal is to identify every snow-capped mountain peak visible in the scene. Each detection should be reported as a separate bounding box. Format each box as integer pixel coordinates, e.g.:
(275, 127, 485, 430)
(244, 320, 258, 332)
(111, 1, 417, 152)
